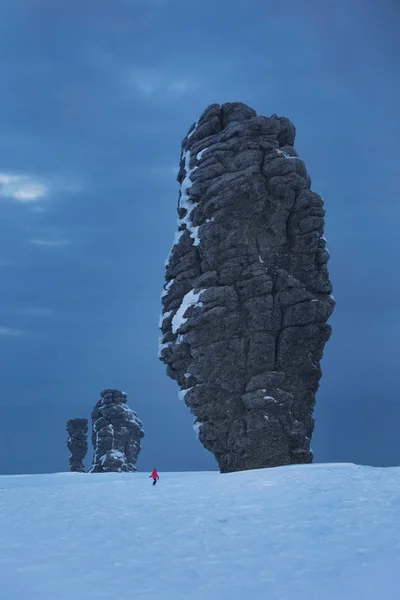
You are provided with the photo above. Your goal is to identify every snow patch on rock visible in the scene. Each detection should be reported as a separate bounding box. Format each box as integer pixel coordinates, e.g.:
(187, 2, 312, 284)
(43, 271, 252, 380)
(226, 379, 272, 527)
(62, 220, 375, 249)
(172, 289, 205, 334)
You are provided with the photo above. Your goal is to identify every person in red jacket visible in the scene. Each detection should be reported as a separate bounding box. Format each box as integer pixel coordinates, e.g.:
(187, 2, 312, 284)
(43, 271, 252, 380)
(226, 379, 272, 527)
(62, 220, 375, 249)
(150, 468, 159, 485)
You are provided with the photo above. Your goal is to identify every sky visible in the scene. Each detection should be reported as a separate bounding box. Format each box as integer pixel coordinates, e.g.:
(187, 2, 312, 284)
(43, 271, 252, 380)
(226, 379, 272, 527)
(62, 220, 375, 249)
(0, 0, 398, 475)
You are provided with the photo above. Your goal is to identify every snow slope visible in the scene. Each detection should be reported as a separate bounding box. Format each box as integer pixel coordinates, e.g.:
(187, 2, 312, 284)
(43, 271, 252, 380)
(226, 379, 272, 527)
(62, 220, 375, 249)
(0, 464, 399, 599)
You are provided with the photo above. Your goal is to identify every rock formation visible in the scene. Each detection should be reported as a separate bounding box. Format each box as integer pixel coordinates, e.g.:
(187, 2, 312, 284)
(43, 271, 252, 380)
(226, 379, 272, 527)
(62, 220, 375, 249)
(90, 389, 144, 472)
(159, 102, 334, 473)
(66, 418, 88, 472)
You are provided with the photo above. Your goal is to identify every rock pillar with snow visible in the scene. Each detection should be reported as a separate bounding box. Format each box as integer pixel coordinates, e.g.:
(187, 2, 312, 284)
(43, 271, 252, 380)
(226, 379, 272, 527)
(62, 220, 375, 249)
(67, 418, 88, 472)
(159, 102, 334, 473)
(90, 390, 144, 473)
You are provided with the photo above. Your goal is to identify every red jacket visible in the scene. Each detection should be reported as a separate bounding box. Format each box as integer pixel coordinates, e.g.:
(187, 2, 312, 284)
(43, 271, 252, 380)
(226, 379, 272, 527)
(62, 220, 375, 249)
(151, 469, 159, 480)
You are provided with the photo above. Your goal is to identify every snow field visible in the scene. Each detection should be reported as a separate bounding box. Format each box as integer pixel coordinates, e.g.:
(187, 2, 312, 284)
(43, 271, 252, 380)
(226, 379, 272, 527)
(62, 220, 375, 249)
(0, 463, 399, 599)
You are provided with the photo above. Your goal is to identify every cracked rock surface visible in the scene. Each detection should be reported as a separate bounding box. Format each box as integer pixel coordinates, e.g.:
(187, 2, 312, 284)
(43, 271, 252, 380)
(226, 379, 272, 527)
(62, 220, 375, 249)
(159, 102, 334, 473)
(90, 389, 144, 473)
(67, 418, 88, 472)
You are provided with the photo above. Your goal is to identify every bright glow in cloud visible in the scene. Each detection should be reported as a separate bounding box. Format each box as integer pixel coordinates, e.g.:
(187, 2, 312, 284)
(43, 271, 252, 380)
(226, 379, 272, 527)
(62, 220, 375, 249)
(0, 174, 48, 202)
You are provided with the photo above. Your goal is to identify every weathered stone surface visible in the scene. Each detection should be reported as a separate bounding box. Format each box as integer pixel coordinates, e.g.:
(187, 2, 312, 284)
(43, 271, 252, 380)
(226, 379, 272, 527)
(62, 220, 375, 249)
(66, 418, 88, 473)
(90, 389, 144, 473)
(160, 102, 334, 473)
